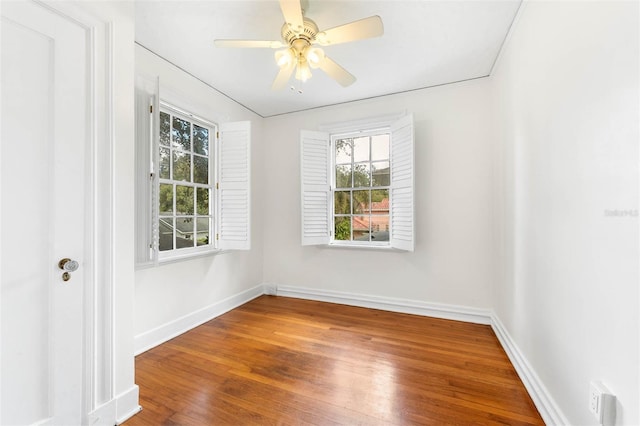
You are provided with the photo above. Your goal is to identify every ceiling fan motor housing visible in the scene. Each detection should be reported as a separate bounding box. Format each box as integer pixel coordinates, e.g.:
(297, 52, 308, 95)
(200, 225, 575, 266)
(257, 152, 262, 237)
(281, 17, 319, 46)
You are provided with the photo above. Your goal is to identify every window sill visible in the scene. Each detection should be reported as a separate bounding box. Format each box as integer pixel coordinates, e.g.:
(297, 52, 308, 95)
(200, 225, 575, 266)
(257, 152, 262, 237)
(321, 243, 400, 252)
(135, 248, 229, 269)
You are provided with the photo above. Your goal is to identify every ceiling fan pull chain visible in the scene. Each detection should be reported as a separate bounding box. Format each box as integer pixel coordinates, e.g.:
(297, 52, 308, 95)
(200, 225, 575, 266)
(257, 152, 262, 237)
(289, 84, 303, 95)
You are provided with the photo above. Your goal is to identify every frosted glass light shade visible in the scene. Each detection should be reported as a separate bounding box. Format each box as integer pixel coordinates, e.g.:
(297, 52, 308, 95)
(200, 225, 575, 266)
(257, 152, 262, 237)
(275, 48, 294, 67)
(306, 47, 325, 69)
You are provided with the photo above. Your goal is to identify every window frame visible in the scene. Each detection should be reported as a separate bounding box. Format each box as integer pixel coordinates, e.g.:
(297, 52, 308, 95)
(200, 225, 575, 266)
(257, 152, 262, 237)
(300, 113, 414, 251)
(330, 128, 392, 247)
(156, 103, 218, 261)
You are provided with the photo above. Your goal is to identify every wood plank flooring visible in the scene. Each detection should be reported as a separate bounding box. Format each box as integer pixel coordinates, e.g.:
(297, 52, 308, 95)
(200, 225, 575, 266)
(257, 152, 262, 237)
(126, 296, 544, 425)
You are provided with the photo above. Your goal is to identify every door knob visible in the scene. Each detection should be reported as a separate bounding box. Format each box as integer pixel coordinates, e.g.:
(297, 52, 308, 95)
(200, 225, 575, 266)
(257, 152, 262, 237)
(58, 258, 79, 272)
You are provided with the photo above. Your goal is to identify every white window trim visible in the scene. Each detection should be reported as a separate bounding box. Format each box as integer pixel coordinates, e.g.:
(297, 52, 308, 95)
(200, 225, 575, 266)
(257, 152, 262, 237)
(160, 101, 218, 130)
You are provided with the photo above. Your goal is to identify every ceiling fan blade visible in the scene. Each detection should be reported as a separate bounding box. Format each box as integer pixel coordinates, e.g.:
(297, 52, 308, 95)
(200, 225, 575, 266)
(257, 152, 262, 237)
(214, 39, 284, 49)
(316, 15, 384, 46)
(271, 63, 296, 90)
(319, 56, 356, 87)
(279, 0, 304, 30)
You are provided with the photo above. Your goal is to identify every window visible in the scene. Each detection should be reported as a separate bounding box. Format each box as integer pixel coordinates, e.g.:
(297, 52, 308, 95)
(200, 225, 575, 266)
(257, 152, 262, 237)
(157, 107, 214, 256)
(135, 76, 251, 266)
(300, 114, 414, 251)
(333, 132, 390, 243)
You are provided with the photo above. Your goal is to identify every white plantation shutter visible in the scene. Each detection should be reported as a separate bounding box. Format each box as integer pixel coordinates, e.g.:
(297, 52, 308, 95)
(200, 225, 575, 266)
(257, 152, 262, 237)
(390, 114, 414, 251)
(134, 75, 159, 265)
(301, 130, 331, 245)
(218, 121, 251, 250)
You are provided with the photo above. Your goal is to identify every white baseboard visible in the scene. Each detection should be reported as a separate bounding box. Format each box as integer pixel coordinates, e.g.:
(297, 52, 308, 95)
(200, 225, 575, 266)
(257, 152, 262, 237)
(87, 399, 116, 426)
(115, 385, 141, 425)
(263, 282, 277, 295)
(86, 385, 140, 426)
(274, 284, 493, 325)
(490, 313, 569, 425)
(134, 284, 264, 355)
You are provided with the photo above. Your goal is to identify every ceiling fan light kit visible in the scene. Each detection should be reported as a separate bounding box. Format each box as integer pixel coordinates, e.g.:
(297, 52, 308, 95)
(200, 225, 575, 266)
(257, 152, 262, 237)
(214, 0, 383, 90)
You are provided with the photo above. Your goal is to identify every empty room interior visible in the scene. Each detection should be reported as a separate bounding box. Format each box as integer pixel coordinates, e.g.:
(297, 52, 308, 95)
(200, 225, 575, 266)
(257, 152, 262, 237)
(1, 0, 638, 425)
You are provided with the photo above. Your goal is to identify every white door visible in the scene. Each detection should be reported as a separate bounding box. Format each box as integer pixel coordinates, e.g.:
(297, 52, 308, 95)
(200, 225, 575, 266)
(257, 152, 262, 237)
(1, 1, 88, 424)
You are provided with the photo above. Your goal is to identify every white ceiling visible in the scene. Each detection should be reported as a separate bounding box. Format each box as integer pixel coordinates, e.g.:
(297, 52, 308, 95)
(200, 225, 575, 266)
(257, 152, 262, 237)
(135, 0, 521, 118)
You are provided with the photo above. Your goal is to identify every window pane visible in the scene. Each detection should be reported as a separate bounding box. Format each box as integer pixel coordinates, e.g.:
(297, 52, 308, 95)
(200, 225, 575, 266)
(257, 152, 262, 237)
(353, 136, 370, 162)
(352, 216, 370, 240)
(176, 217, 194, 249)
(334, 191, 351, 214)
(372, 161, 390, 187)
(331, 131, 391, 246)
(335, 139, 352, 164)
(371, 216, 390, 240)
(193, 125, 209, 155)
(371, 134, 389, 161)
(196, 188, 209, 215)
(353, 190, 370, 214)
(196, 217, 210, 246)
(159, 217, 174, 251)
(176, 185, 194, 215)
(159, 147, 170, 179)
(334, 216, 351, 241)
(336, 165, 352, 188)
(172, 117, 191, 151)
(193, 155, 208, 184)
(160, 112, 170, 146)
(353, 163, 371, 187)
(173, 151, 191, 182)
(371, 189, 389, 214)
(159, 184, 173, 215)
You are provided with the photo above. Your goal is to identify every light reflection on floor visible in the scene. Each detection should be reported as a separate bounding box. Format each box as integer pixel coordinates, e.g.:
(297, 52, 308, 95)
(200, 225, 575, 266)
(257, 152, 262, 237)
(330, 347, 398, 422)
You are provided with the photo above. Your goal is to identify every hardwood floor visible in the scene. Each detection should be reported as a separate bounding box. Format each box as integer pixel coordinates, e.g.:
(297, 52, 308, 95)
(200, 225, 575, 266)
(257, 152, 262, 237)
(126, 296, 544, 425)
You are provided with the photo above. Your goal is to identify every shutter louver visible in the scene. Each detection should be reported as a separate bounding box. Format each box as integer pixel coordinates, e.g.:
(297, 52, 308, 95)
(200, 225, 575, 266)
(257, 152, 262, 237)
(134, 75, 159, 265)
(218, 121, 251, 250)
(390, 114, 414, 251)
(301, 130, 331, 245)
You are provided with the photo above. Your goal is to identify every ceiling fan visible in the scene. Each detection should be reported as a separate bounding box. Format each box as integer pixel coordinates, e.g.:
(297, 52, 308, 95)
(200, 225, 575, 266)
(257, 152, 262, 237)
(214, 0, 384, 90)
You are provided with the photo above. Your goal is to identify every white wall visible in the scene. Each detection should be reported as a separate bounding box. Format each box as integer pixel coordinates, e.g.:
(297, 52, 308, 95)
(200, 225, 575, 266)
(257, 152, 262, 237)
(134, 45, 265, 349)
(492, 1, 639, 424)
(262, 79, 496, 310)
